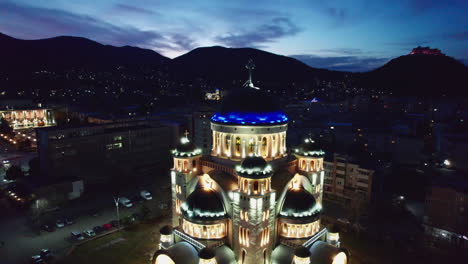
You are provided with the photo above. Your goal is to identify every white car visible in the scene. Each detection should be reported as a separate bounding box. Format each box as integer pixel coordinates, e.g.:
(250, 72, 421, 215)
(140, 190, 152, 200)
(84, 229, 96, 237)
(118, 197, 133, 208)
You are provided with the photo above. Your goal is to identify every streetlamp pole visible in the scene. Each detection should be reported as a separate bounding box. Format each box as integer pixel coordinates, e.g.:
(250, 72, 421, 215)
(113, 196, 121, 230)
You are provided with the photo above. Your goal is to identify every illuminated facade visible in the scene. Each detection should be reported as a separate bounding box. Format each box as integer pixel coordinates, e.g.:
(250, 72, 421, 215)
(154, 62, 348, 264)
(0, 109, 55, 130)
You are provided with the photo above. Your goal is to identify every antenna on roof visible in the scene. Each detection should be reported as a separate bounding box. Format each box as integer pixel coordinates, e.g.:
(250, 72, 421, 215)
(244, 59, 259, 89)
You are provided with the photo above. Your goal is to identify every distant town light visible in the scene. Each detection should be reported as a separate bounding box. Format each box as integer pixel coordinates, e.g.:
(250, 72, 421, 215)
(443, 159, 451, 166)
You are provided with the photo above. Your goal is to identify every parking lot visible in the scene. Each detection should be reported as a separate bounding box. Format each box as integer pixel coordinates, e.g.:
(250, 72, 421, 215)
(0, 188, 168, 264)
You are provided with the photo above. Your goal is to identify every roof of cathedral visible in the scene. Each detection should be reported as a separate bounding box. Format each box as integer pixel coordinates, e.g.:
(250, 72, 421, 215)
(173, 136, 202, 157)
(154, 242, 236, 264)
(211, 88, 288, 125)
(207, 170, 238, 192)
(279, 187, 321, 221)
(235, 156, 273, 179)
(294, 138, 325, 157)
(181, 187, 228, 222)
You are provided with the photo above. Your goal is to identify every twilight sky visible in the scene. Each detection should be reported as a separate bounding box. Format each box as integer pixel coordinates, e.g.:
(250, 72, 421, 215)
(0, 0, 467, 71)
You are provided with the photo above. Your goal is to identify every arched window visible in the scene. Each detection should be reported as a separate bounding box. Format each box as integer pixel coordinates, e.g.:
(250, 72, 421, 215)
(243, 179, 248, 192)
(192, 159, 196, 168)
(262, 137, 268, 156)
(183, 160, 188, 171)
(301, 159, 306, 170)
(253, 181, 259, 193)
(235, 137, 241, 155)
(225, 135, 230, 150)
(263, 250, 267, 264)
(248, 138, 255, 154)
(241, 249, 246, 264)
(310, 160, 315, 171)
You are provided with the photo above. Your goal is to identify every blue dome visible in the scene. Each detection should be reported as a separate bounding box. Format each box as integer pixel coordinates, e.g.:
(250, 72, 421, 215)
(211, 88, 288, 125)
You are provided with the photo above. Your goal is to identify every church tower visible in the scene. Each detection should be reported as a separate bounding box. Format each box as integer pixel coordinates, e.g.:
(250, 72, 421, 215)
(171, 131, 202, 227)
(232, 156, 276, 264)
(293, 138, 325, 204)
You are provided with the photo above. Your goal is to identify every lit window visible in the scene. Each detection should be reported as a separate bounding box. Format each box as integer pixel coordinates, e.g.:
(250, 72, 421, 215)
(106, 142, 123, 150)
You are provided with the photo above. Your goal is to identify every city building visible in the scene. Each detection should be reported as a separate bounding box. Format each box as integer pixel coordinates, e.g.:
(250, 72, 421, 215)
(410, 46, 444, 56)
(36, 120, 172, 184)
(153, 64, 349, 264)
(0, 108, 55, 130)
(323, 153, 374, 206)
(192, 108, 215, 154)
(423, 172, 468, 248)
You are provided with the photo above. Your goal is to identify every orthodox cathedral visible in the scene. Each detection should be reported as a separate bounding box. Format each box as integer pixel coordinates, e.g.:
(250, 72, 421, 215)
(153, 62, 348, 264)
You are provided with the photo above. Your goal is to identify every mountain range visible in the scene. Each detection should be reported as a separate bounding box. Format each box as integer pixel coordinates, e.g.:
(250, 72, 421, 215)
(0, 32, 467, 97)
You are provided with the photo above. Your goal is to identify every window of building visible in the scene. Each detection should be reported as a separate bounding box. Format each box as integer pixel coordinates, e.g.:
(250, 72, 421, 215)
(114, 135, 122, 141)
(106, 142, 123, 150)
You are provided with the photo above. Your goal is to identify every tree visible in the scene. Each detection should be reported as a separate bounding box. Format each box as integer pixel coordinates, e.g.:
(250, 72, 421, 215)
(0, 117, 12, 134)
(140, 204, 151, 220)
(5, 165, 24, 181)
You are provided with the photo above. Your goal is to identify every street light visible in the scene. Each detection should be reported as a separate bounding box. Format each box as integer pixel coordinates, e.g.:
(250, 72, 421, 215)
(113, 196, 121, 230)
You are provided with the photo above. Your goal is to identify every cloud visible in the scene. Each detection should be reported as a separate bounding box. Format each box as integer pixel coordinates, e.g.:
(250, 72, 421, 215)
(0, 1, 196, 54)
(292, 54, 390, 72)
(325, 7, 347, 26)
(444, 30, 468, 41)
(316, 48, 364, 56)
(114, 4, 156, 15)
(405, 0, 466, 14)
(215, 17, 300, 48)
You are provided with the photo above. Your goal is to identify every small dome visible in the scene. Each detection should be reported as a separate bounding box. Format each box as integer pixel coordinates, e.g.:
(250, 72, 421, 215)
(211, 88, 288, 125)
(236, 156, 273, 179)
(172, 137, 201, 157)
(280, 188, 321, 220)
(181, 188, 227, 222)
(294, 246, 310, 258)
(294, 138, 325, 157)
(199, 248, 216, 260)
(160, 225, 172, 235)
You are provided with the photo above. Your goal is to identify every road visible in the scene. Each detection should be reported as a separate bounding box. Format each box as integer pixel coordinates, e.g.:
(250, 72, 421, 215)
(0, 189, 168, 264)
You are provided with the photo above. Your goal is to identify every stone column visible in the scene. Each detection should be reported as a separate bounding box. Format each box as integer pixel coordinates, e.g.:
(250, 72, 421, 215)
(231, 134, 236, 158)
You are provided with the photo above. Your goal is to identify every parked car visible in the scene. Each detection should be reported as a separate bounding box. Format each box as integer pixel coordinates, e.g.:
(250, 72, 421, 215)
(71, 231, 84, 241)
(118, 197, 133, 208)
(102, 223, 112, 230)
(41, 224, 55, 232)
(55, 219, 65, 228)
(83, 229, 96, 237)
(31, 255, 43, 264)
(93, 225, 104, 234)
(140, 190, 152, 200)
(109, 220, 121, 228)
(65, 218, 74, 225)
(40, 249, 52, 259)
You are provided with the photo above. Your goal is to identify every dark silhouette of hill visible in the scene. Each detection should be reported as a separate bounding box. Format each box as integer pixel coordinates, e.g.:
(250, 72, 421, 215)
(172, 46, 345, 85)
(0, 33, 169, 71)
(0, 32, 467, 98)
(361, 54, 468, 96)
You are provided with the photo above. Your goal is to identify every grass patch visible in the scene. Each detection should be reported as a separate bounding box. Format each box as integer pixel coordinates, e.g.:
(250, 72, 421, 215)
(58, 216, 169, 264)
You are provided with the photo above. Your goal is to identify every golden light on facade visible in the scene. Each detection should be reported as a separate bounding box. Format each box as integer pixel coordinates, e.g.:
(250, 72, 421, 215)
(280, 220, 320, 238)
(154, 254, 175, 264)
(332, 252, 347, 264)
(182, 219, 226, 239)
(293, 256, 310, 264)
